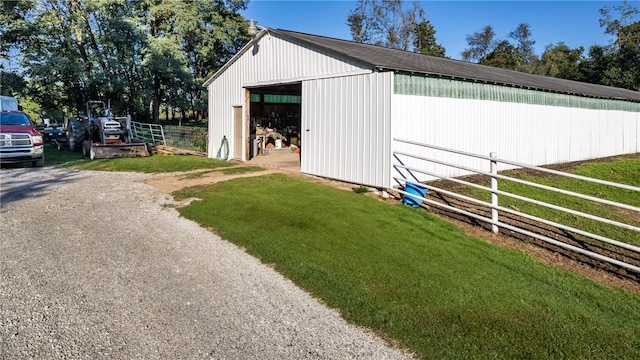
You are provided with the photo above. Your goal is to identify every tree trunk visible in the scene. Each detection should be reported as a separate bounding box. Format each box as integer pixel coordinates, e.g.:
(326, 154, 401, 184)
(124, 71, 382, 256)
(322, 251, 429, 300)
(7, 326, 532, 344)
(152, 76, 161, 123)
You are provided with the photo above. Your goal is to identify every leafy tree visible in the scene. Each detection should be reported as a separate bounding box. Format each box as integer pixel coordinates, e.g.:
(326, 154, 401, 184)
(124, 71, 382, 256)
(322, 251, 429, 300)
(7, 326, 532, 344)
(534, 42, 585, 80)
(414, 19, 445, 57)
(0, 71, 26, 97)
(346, 0, 375, 44)
(0, 0, 249, 123)
(581, 45, 610, 85)
(508, 23, 537, 71)
(171, 0, 250, 120)
(142, 0, 189, 122)
(595, 1, 640, 91)
(461, 25, 497, 62)
(480, 40, 520, 70)
(463, 23, 537, 70)
(0, 0, 34, 51)
(1, 1, 86, 118)
(347, 0, 430, 52)
(91, 1, 149, 119)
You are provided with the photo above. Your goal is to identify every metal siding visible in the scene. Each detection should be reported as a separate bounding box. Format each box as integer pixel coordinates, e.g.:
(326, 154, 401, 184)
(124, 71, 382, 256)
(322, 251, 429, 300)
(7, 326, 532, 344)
(630, 112, 640, 153)
(207, 35, 370, 159)
(395, 74, 640, 110)
(391, 95, 640, 182)
(302, 72, 392, 187)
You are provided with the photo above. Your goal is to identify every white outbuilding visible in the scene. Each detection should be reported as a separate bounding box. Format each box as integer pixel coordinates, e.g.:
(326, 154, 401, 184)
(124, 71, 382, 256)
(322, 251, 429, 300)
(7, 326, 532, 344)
(204, 29, 640, 189)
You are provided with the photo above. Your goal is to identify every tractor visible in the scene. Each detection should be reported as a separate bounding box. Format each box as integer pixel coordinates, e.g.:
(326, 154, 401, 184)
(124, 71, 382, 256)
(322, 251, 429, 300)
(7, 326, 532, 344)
(66, 101, 149, 159)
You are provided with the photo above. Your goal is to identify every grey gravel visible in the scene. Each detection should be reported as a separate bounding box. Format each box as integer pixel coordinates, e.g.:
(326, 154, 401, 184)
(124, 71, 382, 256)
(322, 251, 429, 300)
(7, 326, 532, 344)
(0, 166, 414, 359)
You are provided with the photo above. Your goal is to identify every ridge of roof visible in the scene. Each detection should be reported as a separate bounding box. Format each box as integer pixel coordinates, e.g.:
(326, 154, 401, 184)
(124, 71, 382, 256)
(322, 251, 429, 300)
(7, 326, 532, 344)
(272, 29, 640, 103)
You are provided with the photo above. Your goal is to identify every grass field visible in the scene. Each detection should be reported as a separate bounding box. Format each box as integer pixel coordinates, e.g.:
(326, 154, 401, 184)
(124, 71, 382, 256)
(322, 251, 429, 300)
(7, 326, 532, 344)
(44, 143, 234, 173)
(173, 173, 640, 359)
(45, 145, 640, 358)
(468, 155, 640, 244)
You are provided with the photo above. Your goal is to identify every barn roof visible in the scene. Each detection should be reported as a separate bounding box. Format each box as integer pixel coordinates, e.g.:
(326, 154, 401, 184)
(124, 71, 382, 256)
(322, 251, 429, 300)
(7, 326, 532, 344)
(271, 29, 640, 103)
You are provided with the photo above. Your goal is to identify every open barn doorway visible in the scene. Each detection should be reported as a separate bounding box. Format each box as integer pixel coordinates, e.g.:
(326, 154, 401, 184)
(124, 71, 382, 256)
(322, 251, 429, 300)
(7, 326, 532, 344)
(246, 83, 301, 170)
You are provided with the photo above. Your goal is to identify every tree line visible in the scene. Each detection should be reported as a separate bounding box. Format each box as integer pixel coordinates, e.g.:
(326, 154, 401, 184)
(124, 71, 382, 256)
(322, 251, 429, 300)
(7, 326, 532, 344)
(348, 0, 640, 92)
(1, 1, 637, 124)
(1, 0, 250, 123)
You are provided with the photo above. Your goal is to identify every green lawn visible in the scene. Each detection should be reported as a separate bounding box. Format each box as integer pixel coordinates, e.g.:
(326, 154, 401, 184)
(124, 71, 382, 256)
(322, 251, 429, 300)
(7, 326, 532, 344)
(46, 145, 640, 358)
(471, 155, 640, 244)
(173, 174, 640, 360)
(44, 143, 235, 173)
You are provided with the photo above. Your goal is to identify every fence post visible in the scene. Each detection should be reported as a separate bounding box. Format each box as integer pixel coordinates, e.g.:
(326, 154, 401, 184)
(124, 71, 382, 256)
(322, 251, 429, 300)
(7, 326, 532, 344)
(149, 124, 156, 144)
(490, 152, 499, 233)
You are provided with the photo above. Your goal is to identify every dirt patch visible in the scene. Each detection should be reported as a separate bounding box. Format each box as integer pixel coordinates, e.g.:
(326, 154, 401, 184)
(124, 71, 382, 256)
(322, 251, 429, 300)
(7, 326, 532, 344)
(145, 167, 282, 193)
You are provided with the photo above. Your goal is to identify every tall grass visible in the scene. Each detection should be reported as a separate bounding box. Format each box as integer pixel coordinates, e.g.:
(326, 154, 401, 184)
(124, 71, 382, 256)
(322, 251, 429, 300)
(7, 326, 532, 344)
(174, 174, 640, 359)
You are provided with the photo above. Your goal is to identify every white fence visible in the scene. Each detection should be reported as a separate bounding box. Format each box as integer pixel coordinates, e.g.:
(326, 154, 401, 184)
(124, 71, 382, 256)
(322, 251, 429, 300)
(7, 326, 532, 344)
(392, 138, 640, 274)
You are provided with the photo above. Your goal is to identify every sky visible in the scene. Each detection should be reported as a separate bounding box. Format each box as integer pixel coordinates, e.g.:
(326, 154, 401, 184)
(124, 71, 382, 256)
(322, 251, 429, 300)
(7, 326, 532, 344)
(240, 0, 634, 60)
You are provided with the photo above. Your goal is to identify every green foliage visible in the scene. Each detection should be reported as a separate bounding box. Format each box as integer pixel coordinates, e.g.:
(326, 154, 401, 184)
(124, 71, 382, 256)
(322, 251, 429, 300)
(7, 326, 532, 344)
(464, 23, 538, 73)
(174, 173, 640, 359)
(593, 11, 640, 91)
(534, 42, 586, 80)
(509, 23, 536, 68)
(352, 184, 370, 194)
(0, 71, 26, 95)
(480, 40, 520, 70)
(460, 5, 640, 89)
(17, 97, 42, 123)
(347, 0, 439, 53)
(193, 138, 207, 152)
(1, 0, 250, 122)
(413, 20, 445, 57)
(461, 25, 497, 62)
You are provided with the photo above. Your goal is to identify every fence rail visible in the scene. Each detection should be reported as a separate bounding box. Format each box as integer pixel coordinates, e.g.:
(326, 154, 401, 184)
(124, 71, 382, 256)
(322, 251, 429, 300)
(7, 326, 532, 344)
(162, 125, 207, 153)
(130, 121, 166, 146)
(392, 138, 640, 274)
(128, 121, 207, 153)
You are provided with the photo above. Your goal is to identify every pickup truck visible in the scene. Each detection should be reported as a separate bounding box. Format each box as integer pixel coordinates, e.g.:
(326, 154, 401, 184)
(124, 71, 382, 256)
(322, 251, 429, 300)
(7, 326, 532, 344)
(0, 110, 45, 167)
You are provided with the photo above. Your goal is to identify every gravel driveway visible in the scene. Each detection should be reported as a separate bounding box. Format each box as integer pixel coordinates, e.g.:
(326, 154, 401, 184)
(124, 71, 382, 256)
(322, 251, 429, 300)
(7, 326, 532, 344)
(0, 167, 413, 359)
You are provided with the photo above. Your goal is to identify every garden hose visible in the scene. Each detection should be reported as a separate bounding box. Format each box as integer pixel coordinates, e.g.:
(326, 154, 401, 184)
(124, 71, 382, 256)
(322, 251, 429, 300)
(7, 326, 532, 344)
(216, 135, 229, 160)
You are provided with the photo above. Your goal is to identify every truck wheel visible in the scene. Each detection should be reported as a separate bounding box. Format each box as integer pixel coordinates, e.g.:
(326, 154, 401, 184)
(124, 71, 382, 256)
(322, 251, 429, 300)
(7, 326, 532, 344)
(68, 119, 85, 151)
(32, 156, 44, 167)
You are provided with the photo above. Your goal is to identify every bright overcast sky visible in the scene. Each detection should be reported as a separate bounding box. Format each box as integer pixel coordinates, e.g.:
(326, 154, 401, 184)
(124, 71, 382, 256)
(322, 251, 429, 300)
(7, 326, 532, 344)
(241, 1, 630, 60)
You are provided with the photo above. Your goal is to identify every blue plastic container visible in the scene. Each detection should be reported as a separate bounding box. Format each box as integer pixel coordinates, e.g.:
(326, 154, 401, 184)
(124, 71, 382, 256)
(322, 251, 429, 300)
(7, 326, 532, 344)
(402, 182, 428, 207)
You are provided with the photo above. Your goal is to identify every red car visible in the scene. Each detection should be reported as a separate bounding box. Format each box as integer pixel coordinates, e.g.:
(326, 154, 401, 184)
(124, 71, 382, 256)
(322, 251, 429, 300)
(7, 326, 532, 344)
(0, 110, 45, 167)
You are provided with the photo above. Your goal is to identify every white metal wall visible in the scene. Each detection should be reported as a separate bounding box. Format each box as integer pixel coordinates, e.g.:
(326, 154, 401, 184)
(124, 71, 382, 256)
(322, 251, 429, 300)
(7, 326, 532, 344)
(302, 71, 393, 187)
(207, 33, 371, 160)
(391, 94, 640, 183)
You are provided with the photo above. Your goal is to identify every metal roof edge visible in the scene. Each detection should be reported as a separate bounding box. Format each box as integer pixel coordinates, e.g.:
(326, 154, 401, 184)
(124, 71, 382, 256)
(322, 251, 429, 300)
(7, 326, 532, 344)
(274, 30, 640, 103)
(202, 30, 270, 87)
(204, 28, 640, 103)
(269, 29, 377, 71)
